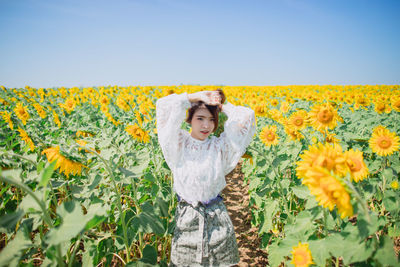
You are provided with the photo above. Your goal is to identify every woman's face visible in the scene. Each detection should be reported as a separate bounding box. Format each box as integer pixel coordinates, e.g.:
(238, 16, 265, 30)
(190, 107, 215, 141)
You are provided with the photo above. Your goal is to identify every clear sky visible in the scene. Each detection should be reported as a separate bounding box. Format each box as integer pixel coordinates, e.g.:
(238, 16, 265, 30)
(0, 0, 399, 88)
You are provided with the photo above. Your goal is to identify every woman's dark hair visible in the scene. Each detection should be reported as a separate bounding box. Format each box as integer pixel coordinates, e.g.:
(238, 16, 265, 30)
(186, 89, 226, 133)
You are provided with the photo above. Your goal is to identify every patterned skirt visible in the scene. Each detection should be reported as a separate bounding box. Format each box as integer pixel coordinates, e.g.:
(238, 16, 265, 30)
(169, 197, 240, 267)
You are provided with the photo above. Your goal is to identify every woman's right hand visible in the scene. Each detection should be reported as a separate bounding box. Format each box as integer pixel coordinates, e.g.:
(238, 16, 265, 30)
(188, 91, 222, 106)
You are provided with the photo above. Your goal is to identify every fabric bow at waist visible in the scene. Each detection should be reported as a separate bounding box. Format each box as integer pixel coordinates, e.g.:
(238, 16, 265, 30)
(176, 194, 223, 263)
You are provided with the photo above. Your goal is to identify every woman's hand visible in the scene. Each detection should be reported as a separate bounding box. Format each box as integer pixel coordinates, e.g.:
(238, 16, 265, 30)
(188, 91, 222, 106)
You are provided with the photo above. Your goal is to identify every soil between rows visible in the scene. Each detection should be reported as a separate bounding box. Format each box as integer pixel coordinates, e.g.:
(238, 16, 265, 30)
(222, 162, 269, 266)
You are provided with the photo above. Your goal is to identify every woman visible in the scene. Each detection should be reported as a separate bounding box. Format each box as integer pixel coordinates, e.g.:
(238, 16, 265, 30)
(156, 89, 256, 266)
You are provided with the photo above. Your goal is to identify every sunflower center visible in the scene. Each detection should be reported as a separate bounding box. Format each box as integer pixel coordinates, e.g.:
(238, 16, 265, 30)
(294, 117, 303, 126)
(266, 132, 275, 141)
(376, 103, 385, 112)
(317, 109, 333, 123)
(347, 158, 362, 172)
(377, 136, 392, 149)
(294, 253, 307, 265)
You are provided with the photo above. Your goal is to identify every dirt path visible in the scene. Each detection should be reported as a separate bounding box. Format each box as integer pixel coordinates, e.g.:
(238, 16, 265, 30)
(222, 162, 269, 266)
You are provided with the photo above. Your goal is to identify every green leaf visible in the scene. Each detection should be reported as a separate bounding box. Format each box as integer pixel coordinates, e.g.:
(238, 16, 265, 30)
(19, 191, 43, 212)
(268, 238, 297, 267)
(374, 236, 399, 267)
(139, 245, 157, 265)
(0, 209, 24, 233)
(132, 202, 165, 235)
(39, 161, 56, 188)
(292, 185, 310, 199)
(284, 211, 315, 240)
(46, 201, 107, 246)
(308, 239, 331, 267)
(0, 223, 32, 267)
(259, 199, 278, 234)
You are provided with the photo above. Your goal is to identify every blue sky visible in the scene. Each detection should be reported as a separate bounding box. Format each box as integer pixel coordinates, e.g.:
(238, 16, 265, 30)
(0, 0, 399, 88)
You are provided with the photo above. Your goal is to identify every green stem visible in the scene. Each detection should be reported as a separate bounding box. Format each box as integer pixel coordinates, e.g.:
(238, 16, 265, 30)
(72, 143, 131, 263)
(344, 178, 371, 222)
(0, 175, 53, 226)
(0, 151, 36, 165)
(68, 235, 82, 267)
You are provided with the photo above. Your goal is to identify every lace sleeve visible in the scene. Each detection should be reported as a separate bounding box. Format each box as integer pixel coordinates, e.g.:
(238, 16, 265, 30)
(220, 102, 256, 175)
(156, 93, 191, 169)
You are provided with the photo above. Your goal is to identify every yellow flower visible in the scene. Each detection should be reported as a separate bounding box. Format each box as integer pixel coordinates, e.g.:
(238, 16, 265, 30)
(287, 110, 308, 131)
(242, 153, 254, 164)
(343, 149, 369, 182)
(14, 102, 30, 125)
(100, 104, 109, 113)
(125, 124, 150, 143)
(62, 97, 76, 113)
(52, 110, 61, 127)
(254, 104, 268, 117)
(33, 103, 47, 118)
(280, 101, 291, 113)
(391, 96, 400, 112)
(374, 100, 391, 114)
(291, 242, 314, 267)
(116, 95, 131, 111)
(99, 95, 109, 105)
(259, 125, 279, 147)
(42, 146, 85, 178)
(17, 128, 35, 151)
(305, 167, 353, 218)
(391, 181, 399, 190)
(270, 98, 279, 107)
(308, 102, 340, 132)
(325, 132, 340, 144)
(369, 126, 400, 156)
(76, 131, 94, 138)
(1, 111, 13, 130)
(296, 142, 348, 180)
(284, 124, 304, 142)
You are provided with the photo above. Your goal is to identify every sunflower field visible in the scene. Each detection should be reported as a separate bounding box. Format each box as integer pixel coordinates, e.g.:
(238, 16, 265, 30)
(0, 84, 399, 266)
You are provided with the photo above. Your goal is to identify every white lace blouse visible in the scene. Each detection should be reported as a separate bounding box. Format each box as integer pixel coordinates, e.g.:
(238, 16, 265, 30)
(156, 93, 256, 205)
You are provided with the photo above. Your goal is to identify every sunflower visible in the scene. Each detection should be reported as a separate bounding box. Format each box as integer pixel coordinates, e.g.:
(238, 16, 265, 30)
(284, 124, 304, 141)
(391, 96, 400, 112)
(268, 109, 284, 124)
(62, 97, 76, 114)
(270, 98, 279, 107)
(343, 149, 369, 182)
(305, 167, 353, 218)
(374, 100, 391, 114)
(391, 181, 399, 190)
(287, 110, 308, 131)
(0, 111, 13, 130)
(296, 142, 348, 181)
(116, 95, 130, 111)
(354, 95, 370, 110)
(33, 103, 47, 118)
(76, 130, 94, 138)
(14, 102, 30, 125)
(99, 95, 110, 106)
(100, 104, 109, 113)
(17, 127, 35, 151)
(241, 153, 254, 164)
(290, 242, 314, 267)
(325, 132, 340, 144)
(52, 110, 61, 127)
(125, 124, 150, 143)
(279, 101, 290, 113)
(254, 104, 268, 117)
(42, 146, 85, 178)
(259, 125, 279, 147)
(369, 126, 400, 156)
(308, 102, 340, 132)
